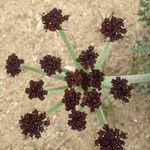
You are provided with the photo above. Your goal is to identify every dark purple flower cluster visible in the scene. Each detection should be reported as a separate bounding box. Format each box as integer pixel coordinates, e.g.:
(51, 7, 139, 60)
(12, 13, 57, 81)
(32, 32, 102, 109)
(19, 109, 50, 139)
(64, 68, 104, 114)
(65, 69, 104, 91)
(89, 69, 104, 90)
(100, 15, 127, 42)
(79, 69, 90, 91)
(65, 69, 82, 88)
(25, 80, 48, 101)
(5, 53, 24, 77)
(40, 55, 62, 76)
(68, 110, 87, 131)
(62, 88, 81, 111)
(110, 77, 133, 103)
(81, 89, 102, 112)
(77, 46, 99, 70)
(95, 124, 127, 150)
(42, 8, 69, 31)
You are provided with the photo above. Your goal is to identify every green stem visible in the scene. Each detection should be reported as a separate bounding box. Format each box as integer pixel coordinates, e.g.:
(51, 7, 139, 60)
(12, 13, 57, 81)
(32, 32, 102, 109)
(51, 74, 65, 81)
(95, 42, 111, 69)
(45, 85, 68, 91)
(21, 64, 65, 81)
(103, 73, 150, 88)
(61, 67, 70, 73)
(21, 64, 45, 74)
(96, 106, 107, 125)
(46, 86, 82, 117)
(46, 100, 62, 117)
(59, 30, 82, 69)
(79, 106, 84, 112)
(75, 86, 82, 92)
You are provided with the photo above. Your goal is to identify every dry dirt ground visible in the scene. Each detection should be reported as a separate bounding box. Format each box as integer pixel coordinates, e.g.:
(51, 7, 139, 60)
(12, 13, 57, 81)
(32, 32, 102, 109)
(0, 0, 150, 150)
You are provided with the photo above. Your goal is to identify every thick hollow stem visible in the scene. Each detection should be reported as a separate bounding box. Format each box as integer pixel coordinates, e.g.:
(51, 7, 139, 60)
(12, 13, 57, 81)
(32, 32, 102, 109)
(95, 42, 111, 69)
(59, 30, 82, 69)
(96, 106, 107, 125)
(103, 73, 150, 88)
(21, 64, 65, 81)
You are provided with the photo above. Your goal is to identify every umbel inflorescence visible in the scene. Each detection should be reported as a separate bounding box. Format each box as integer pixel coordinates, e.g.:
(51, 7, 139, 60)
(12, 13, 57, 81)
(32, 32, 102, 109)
(5, 7, 150, 149)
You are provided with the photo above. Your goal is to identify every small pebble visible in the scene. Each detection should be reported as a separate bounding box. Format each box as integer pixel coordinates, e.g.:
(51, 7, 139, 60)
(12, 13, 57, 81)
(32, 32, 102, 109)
(36, 20, 43, 31)
(133, 118, 138, 123)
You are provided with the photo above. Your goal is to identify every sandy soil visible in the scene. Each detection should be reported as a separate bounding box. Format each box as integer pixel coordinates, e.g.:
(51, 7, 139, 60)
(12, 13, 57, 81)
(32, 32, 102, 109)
(0, 0, 150, 150)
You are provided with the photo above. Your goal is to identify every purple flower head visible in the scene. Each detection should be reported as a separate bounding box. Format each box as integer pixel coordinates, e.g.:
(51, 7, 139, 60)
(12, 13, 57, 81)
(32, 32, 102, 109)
(40, 55, 62, 76)
(5, 53, 24, 77)
(89, 69, 105, 90)
(110, 77, 133, 103)
(77, 46, 99, 70)
(65, 69, 82, 88)
(42, 8, 69, 31)
(25, 80, 48, 101)
(81, 88, 102, 112)
(19, 109, 50, 139)
(100, 15, 127, 42)
(95, 124, 127, 150)
(62, 88, 81, 111)
(68, 110, 87, 131)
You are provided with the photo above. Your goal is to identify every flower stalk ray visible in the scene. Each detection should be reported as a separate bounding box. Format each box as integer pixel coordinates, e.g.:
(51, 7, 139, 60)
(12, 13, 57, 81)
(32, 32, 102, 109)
(95, 42, 111, 69)
(59, 30, 83, 69)
(21, 64, 65, 80)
